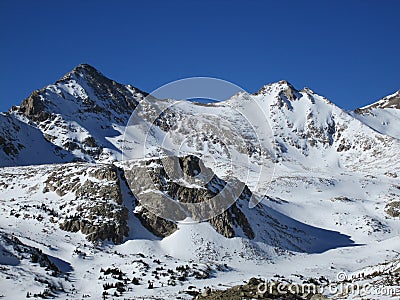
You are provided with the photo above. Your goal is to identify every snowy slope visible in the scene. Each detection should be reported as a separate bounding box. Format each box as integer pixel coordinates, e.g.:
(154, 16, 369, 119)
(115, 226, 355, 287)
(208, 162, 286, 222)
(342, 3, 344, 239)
(235, 82, 400, 176)
(0, 112, 74, 167)
(123, 79, 400, 197)
(352, 90, 400, 140)
(0, 161, 399, 299)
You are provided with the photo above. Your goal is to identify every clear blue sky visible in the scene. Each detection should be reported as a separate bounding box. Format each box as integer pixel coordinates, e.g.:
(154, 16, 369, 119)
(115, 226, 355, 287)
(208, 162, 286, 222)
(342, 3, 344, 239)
(1, 0, 399, 112)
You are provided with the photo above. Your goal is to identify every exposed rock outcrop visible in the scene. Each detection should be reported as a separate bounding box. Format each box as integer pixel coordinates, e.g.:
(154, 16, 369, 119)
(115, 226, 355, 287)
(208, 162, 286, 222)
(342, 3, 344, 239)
(134, 207, 178, 238)
(385, 201, 400, 218)
(44, 163, 129, 244)
(18, 90, 50, 122)
(125, 155, 255, 239)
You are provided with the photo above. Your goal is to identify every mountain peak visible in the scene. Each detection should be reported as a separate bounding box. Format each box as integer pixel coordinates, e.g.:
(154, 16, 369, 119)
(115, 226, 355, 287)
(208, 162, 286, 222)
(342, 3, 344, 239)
(73, 63, 102, 76)
(59, 63, 106, 83)
(75, 63, 98, 71)
(13, 63, 146, 129)
(277, 79, 294, 87)
(255, 80, 298, 97)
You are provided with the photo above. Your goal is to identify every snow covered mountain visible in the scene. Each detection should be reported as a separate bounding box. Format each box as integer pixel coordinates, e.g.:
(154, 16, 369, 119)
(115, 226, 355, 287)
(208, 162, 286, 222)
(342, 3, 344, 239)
(0, 65, 399, 299)
(1, 64, 146, 166)
(1, 64, 399, 176)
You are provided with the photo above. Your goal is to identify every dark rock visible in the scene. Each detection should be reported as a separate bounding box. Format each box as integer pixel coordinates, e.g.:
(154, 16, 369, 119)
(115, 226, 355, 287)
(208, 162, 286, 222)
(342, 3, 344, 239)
(18, 90, 50, 122)
(386, 201, 400, 218)
(45, 164, 129, 244)
(134, 207, 177, 238)
(83, 136, 97, 148)
(125, 155, 255, 239)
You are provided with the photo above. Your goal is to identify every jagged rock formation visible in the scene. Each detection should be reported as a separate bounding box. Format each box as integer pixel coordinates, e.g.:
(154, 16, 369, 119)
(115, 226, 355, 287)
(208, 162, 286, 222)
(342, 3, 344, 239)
(133, 207, 178, 238)
(385, 201, 400, 218)
(126, 155, 254, 239)
(18, 90, 50, 123)
(44, 163, 129, 243)
(124, 154, 353, 254)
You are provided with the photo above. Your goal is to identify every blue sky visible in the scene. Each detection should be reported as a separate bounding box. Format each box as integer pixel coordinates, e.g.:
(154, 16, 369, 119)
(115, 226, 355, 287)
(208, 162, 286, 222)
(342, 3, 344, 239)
(0, 0, 399, 112)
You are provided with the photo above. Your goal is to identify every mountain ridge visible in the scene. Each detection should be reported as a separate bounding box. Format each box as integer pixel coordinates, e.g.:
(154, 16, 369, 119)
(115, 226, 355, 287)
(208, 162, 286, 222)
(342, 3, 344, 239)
(1, 64, 399, 171)
(352, 90, 400, 139)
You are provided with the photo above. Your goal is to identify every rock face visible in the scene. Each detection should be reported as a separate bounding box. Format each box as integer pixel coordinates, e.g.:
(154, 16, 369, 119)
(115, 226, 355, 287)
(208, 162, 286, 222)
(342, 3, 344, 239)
(18, 90, 50, 122)
(209, 200, 254, 239)
(385, 201, 400, 218)
(44, 164, 129, 244)
(0, 114, 25, 159)
(133, 207, 178, 238)
(125, 155, 255, 239)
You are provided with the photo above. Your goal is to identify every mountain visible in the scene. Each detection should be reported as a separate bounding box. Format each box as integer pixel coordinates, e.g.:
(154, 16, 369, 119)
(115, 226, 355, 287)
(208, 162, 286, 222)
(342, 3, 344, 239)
(352, 90, 400, 140)
(2, 66, 399, 177)
(1, 64, 146, 166)
(1, 65, 399, 176)
(0, 65, 399, 299)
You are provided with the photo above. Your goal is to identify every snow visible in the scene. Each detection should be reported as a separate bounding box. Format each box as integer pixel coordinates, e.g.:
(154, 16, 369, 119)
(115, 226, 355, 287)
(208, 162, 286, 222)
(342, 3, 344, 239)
(0, 155, 399, 299)
(352, 108, 400, 140)
(0, 66, 399, 299)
